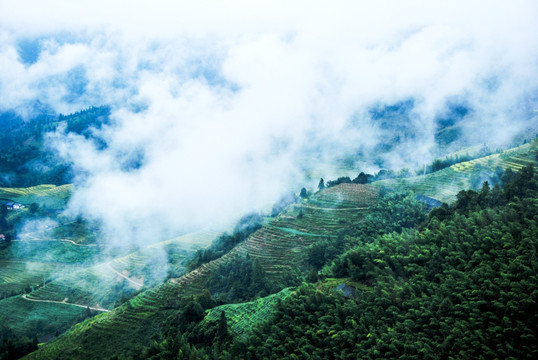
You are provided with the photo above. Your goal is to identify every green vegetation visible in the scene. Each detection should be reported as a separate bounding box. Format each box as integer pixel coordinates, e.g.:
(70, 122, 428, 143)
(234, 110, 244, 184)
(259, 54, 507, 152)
(206, 255, 278, 303)
(0, 325, 38, 360)
(3, 239, 99, 264)
(0, 111, 534, 360)
(26, 183, 379, 359)
(18, 229, 218, 312)
(0, 261, 63, 299)
(0, 176, 221, 359)
(186, 213, 263, 271)
(224, 164, 538, 359)
(0, 107, 110, 187)
(0, 296, 89, 339)
(0, 185, 73, 210)
(30, 164, 537, 360)
(373, 140, 538, 203)
(203, 287, 294, 340)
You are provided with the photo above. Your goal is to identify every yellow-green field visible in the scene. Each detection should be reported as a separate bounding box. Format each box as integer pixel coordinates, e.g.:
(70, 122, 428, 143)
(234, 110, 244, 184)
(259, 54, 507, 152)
(204, 287, 295, 340)
(0, 184, 73, 209)
(374, 142, 537, 203)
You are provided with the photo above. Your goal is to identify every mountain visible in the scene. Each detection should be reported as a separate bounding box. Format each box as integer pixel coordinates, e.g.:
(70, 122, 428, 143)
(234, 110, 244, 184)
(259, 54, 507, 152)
(0, 106, 110, 187)
(0, 106, 537, 359)
(22, 144, 538, 359)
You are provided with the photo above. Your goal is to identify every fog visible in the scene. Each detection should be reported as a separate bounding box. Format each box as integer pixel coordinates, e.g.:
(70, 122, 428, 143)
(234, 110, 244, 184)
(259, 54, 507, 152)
(1, 1, 538, 246)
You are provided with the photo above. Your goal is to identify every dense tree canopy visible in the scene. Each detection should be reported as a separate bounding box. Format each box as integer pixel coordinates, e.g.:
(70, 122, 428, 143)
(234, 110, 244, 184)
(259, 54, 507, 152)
(131, 165, 538, 359)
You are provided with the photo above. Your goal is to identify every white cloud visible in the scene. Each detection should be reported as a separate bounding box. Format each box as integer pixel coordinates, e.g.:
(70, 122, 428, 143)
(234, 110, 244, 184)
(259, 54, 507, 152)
(1, 1, 538, 245)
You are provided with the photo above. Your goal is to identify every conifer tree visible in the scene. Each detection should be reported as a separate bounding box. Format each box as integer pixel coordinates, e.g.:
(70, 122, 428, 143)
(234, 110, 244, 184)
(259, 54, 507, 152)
(318, 178, 325, 191)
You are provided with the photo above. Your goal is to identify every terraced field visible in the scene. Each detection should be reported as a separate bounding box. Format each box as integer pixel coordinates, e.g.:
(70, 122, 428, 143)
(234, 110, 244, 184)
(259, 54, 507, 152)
(28, 281, 190, 359)
(0, 184, 73, 209)
(0, 228, 223, 357)
(172, 183, 378, 288)
(24, 264, 120, 309)
(204, 287, 295, 340)
(22, 229, 221, 310)
(7, 238, 99, 263)
(450, 143, 536, 173)
(374, 142, 538, 203)
(0, 260, 64, 296)
(29, 183, 379, 359)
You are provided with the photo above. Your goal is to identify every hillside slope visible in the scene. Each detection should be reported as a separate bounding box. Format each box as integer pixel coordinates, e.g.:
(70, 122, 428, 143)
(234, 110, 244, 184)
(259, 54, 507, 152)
(373, 141, 538, 202)
(26, 183, 378, 359)
(24, 142, 538, 359)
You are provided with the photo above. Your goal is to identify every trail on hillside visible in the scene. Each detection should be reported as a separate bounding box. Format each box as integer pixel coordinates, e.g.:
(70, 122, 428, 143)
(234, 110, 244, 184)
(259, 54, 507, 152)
(265, 225, 331, 237)
(299, 205, 370, 211)
(21, 294, 110, 312)
(14, 220, 99, 247)
(13, 235, 98, 247)
(106, 263, 143, 289)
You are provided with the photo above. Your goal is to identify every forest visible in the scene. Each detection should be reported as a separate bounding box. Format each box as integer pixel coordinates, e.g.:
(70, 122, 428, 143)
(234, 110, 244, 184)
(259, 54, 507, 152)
(1, 106, 536, 359)
(0, 107, 110, 187)
(125, 164, 538, 359)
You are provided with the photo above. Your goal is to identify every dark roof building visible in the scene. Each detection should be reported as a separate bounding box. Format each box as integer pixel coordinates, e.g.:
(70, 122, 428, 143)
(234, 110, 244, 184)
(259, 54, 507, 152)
(336, 283, 357, 299)
(416, 194, 443, 211)
(0, 199, 24, 210)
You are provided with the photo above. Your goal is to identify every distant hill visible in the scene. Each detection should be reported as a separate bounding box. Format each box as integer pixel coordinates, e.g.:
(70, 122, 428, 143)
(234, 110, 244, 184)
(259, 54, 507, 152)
(373, 140, 538, 203)
(0, 106, 110, 187)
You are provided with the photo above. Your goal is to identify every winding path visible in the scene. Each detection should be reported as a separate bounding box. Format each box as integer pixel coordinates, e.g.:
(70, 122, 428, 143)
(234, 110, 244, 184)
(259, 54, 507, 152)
(106, 263, 143, 288)
(12, 236, 98, 247)
(21, 294, 110, 312)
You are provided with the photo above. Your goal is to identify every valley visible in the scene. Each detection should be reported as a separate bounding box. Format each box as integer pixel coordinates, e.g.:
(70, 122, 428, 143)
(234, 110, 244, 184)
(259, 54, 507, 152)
(0, 105, 537, 359)
(2, 136, 531, 359)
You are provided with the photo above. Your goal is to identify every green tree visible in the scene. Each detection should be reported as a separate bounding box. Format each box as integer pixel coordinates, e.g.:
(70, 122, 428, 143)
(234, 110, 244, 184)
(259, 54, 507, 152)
(216, 311, 231, 344)
(29, 202, 39, 214)
(353, 171, 372, 184)
(318, 178, 325, 191)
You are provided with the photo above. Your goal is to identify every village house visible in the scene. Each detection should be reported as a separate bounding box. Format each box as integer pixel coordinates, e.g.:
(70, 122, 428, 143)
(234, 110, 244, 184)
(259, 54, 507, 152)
(0, 199, 25, 210)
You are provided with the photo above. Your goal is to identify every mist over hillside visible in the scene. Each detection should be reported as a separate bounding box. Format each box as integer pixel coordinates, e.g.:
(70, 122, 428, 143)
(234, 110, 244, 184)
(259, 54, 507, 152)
(1, 2, 538, 359)
(1, 0, 538, 247)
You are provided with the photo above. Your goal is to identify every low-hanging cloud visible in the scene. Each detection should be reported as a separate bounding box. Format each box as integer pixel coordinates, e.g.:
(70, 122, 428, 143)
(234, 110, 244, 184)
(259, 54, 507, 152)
(1, 1, 538, 246)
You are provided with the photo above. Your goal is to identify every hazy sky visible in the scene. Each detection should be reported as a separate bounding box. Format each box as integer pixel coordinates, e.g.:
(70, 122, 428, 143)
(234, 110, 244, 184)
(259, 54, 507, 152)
(1, 1, 538, 245)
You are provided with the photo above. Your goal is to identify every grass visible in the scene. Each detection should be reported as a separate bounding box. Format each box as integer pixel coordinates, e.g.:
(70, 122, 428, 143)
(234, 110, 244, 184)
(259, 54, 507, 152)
(151, 229, 224, 249)
(5, 239, 100, 264)
(0, 182, 223, 355)
(21, 229, 222, 311)
(24, 265, 121, 309)
(26, 282, 186, 359)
